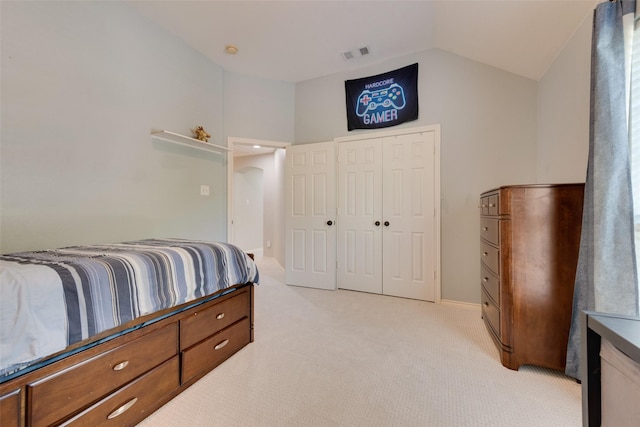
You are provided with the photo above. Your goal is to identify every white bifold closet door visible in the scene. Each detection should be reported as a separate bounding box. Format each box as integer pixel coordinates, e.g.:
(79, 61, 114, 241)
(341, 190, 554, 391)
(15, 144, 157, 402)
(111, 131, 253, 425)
(337, 131, 436, 301)
(285, 141, 337, 290)
(336, 137, 384, 294)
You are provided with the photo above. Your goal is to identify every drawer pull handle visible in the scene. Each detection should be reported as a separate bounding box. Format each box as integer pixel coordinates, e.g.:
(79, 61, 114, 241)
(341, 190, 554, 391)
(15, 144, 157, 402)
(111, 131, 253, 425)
(484, 301, 489, 307)
(216, 313, 225, 320)
(113, 361, 129, 371)
(483, 252, 488, 256)
(482, 227, 488, 231)
(107, 397, 138, 419)
(214, 339, 230, 351)
(483, 277, 489, 282)
(489, 203, 496, 207)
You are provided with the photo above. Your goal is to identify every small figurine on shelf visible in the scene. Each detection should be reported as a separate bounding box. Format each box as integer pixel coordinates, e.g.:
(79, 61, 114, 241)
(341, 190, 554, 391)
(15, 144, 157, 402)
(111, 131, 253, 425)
(193, 126, 211, 142)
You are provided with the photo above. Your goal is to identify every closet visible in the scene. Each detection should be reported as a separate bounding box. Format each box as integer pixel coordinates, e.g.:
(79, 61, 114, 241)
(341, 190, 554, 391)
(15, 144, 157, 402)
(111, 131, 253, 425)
(336, 131, 437, 301)
(284, 126, 440, 301)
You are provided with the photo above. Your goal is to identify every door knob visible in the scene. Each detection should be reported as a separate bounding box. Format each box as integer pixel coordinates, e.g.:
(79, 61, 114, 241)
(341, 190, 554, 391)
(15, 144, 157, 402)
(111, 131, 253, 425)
(326, 220, 333, 226)
(384, 221, 390, 227)
(374, 221, 381, 226)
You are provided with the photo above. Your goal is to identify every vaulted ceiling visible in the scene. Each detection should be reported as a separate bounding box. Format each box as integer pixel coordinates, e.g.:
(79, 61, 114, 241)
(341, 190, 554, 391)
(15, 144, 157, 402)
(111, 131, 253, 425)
(130, 0, 596, 83)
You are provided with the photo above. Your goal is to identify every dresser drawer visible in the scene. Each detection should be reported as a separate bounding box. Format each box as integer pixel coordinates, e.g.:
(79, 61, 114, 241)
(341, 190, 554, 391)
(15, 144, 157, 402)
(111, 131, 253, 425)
(0, 388, 21, 427)
(480, 196, 490, 215)
(480, 217, 500, 245)
(60, 357, 179, 427)
(481, 288, 501, 338)
(487, 194, 499, 215)
(182, 317, 251, 383)
(481, 264, 500, 305)
(29, 323, 178, 427)
(480, 240, 500, 276)
(181, 289, 250, 351)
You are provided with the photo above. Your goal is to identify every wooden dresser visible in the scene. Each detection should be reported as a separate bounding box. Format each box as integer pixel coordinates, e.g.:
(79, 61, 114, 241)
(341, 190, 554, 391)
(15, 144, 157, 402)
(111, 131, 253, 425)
(479, 184, 584, 371)
(0, 284, 253, 427)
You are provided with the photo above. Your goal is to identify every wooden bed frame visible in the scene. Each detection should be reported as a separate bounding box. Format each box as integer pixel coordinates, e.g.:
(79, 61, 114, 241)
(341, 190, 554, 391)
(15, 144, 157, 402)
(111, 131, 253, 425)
(0, 282, 255, 427)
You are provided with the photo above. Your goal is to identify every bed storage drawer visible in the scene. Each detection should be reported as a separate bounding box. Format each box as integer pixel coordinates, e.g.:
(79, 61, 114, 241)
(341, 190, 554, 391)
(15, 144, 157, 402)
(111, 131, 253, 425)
(0, 388, 21, 427)
(182, 317, 251, 383)
(60, 357, 179, 427)
(28, 323, 178, 427)
(180, 289, 250, 350)
(0, 281, 254, 427)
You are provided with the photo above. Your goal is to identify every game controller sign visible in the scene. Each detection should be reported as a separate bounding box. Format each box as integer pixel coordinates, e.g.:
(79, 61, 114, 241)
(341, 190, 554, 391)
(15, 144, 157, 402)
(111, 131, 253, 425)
(345, 63, 418, 131)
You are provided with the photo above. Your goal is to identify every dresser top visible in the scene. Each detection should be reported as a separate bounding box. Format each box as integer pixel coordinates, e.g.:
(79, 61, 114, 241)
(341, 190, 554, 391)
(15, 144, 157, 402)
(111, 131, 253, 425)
(485, 183, 585, 191)
(482, 183, 584, 195)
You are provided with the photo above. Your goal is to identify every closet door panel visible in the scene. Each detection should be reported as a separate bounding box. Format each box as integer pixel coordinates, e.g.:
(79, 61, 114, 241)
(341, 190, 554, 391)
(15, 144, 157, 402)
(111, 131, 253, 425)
(335, 129, 438, 302)
(382, 133, 436, 301)
(285, 142, 336, 290)
(337, 139, 383, 293)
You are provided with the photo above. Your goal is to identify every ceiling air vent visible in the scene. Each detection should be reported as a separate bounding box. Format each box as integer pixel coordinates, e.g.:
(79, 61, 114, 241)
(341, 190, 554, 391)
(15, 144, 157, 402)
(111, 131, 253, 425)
(342, 45, 371, 61)
(342, 51, 355, 60)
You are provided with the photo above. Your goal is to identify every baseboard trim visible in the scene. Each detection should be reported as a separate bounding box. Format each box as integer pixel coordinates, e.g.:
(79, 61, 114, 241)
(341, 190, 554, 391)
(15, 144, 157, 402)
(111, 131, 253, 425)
(440, 299, 481, 310)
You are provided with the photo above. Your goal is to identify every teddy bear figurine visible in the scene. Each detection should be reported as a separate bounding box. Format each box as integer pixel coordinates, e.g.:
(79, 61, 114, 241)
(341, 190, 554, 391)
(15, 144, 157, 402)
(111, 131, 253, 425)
(193, 126, 211, 142)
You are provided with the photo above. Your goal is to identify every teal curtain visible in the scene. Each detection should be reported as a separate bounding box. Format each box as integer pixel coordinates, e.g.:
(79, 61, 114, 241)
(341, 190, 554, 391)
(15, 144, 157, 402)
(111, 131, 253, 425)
(565, 0, 639, 380)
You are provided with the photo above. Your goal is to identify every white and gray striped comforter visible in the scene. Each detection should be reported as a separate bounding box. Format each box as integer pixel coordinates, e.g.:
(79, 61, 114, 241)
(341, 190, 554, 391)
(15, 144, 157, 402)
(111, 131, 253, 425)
(0, 239, 259, 375)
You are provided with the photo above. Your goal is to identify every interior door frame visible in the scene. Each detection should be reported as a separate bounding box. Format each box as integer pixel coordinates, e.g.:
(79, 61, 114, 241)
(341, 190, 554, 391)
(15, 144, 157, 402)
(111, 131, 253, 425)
(227, 137, 290, 245)
(334, 124, 441, 302)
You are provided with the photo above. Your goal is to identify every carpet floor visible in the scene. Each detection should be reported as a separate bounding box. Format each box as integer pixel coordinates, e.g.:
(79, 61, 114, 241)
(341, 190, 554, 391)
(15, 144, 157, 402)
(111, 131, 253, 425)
(138, 256, 581, 426)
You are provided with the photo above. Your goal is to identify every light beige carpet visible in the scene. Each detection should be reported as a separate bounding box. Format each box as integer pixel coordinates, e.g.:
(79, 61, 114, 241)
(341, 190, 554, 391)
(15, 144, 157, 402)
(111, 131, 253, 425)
(138, 257, 581, 427)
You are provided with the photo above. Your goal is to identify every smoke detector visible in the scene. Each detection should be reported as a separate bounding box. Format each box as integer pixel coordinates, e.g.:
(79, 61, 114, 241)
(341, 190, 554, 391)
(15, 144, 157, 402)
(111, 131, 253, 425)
(342, 45, 370, 61)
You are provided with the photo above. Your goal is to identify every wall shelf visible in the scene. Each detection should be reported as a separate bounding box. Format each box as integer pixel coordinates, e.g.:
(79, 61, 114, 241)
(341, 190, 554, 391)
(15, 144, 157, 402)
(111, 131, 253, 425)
(151, 130, 230, 154)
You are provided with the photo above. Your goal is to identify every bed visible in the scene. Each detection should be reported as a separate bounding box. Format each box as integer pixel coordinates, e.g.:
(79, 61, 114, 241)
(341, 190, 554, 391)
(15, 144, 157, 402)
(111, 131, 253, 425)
(0, 238, 259, 427)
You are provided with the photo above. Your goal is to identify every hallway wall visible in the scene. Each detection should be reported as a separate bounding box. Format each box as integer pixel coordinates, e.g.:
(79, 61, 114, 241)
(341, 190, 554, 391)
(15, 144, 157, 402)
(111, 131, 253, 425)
(233, 152, 282, 261)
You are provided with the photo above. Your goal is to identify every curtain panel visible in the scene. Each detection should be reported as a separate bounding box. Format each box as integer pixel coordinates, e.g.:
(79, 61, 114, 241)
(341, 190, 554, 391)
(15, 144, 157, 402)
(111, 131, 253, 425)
(565, 0, 639, 380)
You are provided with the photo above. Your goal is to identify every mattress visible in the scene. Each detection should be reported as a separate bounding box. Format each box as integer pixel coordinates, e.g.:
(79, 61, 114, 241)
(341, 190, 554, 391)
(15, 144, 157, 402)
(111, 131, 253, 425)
(0, 239, 259, 377)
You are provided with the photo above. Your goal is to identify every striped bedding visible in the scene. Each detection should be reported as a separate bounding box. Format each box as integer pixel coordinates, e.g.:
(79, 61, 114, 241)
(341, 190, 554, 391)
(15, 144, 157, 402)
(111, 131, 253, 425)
(0, 239, 259, 377)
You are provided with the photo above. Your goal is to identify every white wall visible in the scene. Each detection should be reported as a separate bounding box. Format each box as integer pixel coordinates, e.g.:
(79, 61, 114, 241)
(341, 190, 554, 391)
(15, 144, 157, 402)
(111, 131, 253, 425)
(0, 2, 296, 254)
(233, 153, 278, 259)
(296, 49, 538, 303)
(537, 12, 592, 183)
(233, 167, 264, 252)
(223, 72, 295, 143)
(1, 2, 223, 252)
(272, 148, 286, 266)
(223, 71, 293, 267)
